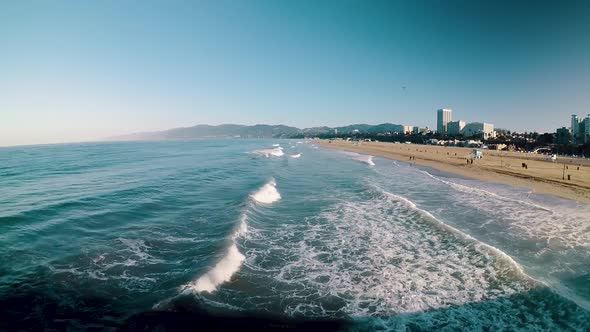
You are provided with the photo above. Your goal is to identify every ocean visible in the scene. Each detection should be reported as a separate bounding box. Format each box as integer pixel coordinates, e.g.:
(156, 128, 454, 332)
(1, 139, 589, 330)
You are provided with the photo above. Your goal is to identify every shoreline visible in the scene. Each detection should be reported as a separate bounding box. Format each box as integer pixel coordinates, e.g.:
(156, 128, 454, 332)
(317, 139, 590, 204)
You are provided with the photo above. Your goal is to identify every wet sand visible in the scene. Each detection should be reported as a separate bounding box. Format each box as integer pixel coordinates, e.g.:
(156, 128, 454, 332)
(318, 139, 590, 204)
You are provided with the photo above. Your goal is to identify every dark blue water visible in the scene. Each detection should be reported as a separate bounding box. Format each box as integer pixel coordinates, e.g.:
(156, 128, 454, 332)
(1, 139, 589, 330)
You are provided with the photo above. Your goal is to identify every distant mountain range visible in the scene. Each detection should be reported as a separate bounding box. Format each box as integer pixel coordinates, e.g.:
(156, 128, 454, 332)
(108, 123, 408, 140)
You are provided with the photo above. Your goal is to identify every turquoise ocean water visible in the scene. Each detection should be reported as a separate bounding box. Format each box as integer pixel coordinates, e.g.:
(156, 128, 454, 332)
(1, 139, 589, 330)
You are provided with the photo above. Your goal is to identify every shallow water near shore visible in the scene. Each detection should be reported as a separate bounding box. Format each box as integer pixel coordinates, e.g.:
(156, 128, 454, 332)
(0, 139, 589, 330)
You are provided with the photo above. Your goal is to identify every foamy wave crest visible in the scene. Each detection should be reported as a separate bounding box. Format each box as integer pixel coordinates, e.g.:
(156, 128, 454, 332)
(187, 243, 245, 293)
(252, 147, 284, 157)
(251, 179, 281, 204)
(290, 153, 302, 158)
(356, 155, 375, 166)
(367, 156, 375, 166)
(185, 214, 248, 294)
(343, 151, 375, 166)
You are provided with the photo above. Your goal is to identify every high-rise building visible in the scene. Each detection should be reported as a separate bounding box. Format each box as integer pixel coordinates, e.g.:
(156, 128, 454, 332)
(584, 115, 590, 144)
(570, 114, 590, 144)
(447, 120, 465, 135)
(571, 115, 580, 143)
(437, 109, 452, 135)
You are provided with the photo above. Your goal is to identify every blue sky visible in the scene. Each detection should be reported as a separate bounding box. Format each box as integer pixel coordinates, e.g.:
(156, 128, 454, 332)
(1, 0, 590, 145)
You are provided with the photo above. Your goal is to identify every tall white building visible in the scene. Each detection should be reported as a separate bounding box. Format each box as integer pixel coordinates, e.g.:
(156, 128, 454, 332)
(437, 109, 452, 135)
(462, 122, 495, 139)
(447, 120, 465, 135)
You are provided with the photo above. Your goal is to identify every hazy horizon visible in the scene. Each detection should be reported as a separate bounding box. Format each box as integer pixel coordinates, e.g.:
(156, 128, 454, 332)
(2, 0, 590, 146)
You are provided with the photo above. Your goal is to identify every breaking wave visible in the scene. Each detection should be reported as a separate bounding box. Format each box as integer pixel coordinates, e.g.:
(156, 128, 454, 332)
(185, 215, 248, 293)
(182, 178, 282, 294)
(252, 147, 284, 157)
(186, 244, 245, 293)
(343, 151, 375, 166)
(251, 179, 281, 204)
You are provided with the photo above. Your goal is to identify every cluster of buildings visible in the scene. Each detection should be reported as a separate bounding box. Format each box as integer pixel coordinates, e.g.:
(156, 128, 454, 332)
(556, 114, 590, 145)
(436, 109, 496, 139)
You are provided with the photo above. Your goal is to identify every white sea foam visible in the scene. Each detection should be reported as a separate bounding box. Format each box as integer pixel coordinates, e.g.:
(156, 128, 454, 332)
(241, 185, 537, 318)
(251, 179, 281, 204)
(186, 243, 246, 293)
(252, 147, 284, 157)
(343, 151, 376, 166)
(374, 184, 590, 311)
(272, 144, 280, 147)
(356, 155, 375, 166)
(117, 238, 158, 262)
(409, 169, 590, 309)
(290, 153, 302, 158)
(184, 213, 249, 294)
(374, 186, 530, 279)
(414, 169, 590, 257)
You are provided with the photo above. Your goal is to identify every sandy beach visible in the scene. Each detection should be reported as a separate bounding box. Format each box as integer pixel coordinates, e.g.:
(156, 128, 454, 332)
(318, 139, 590, 204)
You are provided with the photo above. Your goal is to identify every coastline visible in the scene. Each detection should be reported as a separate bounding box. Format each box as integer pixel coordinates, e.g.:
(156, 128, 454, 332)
(317, 139, 590, 204)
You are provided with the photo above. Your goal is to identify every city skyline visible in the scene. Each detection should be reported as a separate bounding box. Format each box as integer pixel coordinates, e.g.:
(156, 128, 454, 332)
(2, 1, 590, 146)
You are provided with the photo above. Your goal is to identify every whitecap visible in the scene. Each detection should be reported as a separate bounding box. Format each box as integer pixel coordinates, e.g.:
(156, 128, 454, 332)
(186, 244, 245, 293)
(350, 153, 375, 166)
(251, 179, 281, 204)
(181, 180, 275, 296)
(252, 147, 284, 157)
(184, 213, 249, 294)
(290, 153, 302, 158)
